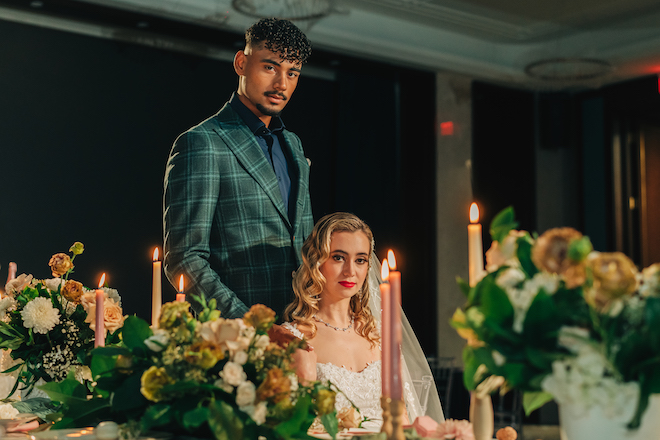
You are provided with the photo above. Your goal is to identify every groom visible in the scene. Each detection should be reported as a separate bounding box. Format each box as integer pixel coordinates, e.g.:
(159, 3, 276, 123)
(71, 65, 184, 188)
(163, 18, 314, 319)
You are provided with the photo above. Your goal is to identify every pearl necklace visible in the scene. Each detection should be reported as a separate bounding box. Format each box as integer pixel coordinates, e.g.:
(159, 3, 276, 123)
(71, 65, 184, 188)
(314, 314, 354, 332)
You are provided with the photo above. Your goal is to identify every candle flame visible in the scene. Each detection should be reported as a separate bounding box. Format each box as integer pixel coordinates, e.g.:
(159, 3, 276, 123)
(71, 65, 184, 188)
(381, 259, 389, 280)
(153, 247, 159, 261)
(469, 203, 480, 223)
(98, 273, 106, 288)
(179, 274, 184, 292)
(387, 250, 397, 270)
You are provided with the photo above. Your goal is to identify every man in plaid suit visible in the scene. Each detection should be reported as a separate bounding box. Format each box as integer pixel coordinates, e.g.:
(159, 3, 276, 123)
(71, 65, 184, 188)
(163, 18, 314, 319)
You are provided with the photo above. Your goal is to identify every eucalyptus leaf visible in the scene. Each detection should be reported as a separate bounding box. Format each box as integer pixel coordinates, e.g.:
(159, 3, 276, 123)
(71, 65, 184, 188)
(11, 398, 59, 420)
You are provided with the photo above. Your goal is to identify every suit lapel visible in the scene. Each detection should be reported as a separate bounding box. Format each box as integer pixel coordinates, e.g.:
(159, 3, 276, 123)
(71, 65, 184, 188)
(282, 131, 309, 232)
(213, 106, 291, 228)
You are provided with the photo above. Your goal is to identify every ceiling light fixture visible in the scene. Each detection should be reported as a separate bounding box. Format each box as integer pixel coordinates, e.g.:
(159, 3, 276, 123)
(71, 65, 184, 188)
(231, 0, 335, 21)
(525, 57, 613, 81)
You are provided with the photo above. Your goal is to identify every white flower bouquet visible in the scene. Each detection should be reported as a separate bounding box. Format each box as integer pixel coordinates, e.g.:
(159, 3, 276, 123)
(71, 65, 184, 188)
(451, 207, 660, 429)
(0, 242, 124, 397)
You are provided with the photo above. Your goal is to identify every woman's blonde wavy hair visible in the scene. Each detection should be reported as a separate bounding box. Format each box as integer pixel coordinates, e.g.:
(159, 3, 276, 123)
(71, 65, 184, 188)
(283, 212, 379, 347)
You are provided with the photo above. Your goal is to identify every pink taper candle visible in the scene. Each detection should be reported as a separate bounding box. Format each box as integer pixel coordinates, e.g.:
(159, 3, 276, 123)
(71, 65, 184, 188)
(387, 250, 403, 401)
(152, 248, 162, 327)
(468, 203, 485, 287)
(380, 260, 391, 398)
(176, 275, 186, 302)
(95, 273, 106, 347)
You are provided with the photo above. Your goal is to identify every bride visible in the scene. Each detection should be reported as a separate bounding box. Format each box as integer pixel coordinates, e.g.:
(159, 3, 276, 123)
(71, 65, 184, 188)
(282, 212, 444, 429)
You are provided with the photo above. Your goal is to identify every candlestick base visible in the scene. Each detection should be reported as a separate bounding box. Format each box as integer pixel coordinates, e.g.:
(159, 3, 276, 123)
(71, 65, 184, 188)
(380, 397, 393, 438)
(381, 397, 407, 440)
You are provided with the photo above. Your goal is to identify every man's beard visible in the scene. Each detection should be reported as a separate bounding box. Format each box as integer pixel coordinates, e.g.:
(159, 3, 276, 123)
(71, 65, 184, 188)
(256, 103, 282, 117)
(256, 91, 287, 117)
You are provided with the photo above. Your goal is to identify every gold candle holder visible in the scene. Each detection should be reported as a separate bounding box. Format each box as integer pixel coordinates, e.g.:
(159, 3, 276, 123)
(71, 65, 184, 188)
(381, 397, 405, 440)
(380, 396, 393, 438)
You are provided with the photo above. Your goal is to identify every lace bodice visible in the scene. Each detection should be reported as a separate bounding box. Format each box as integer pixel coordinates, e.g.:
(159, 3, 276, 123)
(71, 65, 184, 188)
(282, 322, 383, 428)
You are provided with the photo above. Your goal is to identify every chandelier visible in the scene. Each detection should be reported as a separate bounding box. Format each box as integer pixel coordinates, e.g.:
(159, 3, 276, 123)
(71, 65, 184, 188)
(232, 0, 335, 21)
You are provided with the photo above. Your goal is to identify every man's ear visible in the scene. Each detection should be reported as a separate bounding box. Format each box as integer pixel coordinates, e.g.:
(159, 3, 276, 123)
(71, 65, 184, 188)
(234, 50, 246, 75)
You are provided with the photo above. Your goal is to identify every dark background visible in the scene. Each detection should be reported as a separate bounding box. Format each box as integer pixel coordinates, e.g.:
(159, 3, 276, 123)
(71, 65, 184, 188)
(0, 15, 438, 351)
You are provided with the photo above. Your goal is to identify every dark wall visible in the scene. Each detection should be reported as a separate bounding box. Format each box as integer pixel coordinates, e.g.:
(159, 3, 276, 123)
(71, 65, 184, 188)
(471, 82, 536, 247)
(0, 17, 438, 352)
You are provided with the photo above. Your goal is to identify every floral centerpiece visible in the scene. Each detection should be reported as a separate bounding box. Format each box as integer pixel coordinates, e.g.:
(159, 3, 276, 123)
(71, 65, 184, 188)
(0, 242, 125, 398)
(450, 207, 660, 431)
(41, 298, 342, 440)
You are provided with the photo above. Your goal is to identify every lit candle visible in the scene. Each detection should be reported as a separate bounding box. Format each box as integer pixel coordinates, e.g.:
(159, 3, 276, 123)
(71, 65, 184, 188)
(152, 248, 162, 327)
(95, 273, 106, 348)
(380, 260, 391, 398)
(176, 275, 186, 302)
(468, 203, 485, 287)
(387, 250, 403, 401)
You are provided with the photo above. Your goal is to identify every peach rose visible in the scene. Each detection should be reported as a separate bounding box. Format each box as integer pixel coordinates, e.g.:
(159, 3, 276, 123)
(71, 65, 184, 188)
(85, 298, 125, 333)
(337, 406, 360, 430)
(243, 304, 276, 332)
(49, 253, 73, 277)
(585, 252, 638, 311)
(4, 273, 33, 297)
(531, 227, 588, 288)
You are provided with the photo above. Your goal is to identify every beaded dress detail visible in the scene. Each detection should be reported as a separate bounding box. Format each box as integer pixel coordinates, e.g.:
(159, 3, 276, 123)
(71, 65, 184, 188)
(282, 322, 383, 428)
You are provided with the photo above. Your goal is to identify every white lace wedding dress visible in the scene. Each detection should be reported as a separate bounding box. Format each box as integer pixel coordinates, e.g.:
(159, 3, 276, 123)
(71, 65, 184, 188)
(282, 322, 384, 430)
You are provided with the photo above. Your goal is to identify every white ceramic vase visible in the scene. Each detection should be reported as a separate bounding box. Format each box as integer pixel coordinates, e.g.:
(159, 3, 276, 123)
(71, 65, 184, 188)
(559, 394, 660, 440)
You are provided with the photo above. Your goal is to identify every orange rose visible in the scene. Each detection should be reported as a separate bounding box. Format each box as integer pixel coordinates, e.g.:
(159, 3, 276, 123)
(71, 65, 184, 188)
(531, 228, 587, 288)
(61, 280, 84, 303)
(243, 304, 276, 332)
(256, 367, 291, 403)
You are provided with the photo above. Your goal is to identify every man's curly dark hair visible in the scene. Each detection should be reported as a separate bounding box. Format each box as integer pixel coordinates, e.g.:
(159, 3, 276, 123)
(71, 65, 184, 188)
(245, 18, 312, 64)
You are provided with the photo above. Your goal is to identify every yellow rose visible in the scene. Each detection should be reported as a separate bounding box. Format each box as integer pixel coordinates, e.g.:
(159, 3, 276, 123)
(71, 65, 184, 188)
(159, 301, 193, 330)
(49, 253, 74, 277)
(313, 388, 336, 415)
(140, 366, 175, 402)
(185, 341, 224, 369)
(243, 304, 277, 332)
(256, 367, 291, 403)
(585, 252, 638, 311)
(69, 242, 85, 256)
(61, 280, 84, 303)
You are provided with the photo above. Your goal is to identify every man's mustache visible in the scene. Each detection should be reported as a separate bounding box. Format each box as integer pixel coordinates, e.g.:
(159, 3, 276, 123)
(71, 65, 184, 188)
(264, 91, 287, 101)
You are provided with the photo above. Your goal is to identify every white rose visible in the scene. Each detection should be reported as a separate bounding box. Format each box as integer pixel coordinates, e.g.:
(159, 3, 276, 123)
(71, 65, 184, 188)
(44, 278, 64, 293)
(233, 351, 248, 365)
(144, 329, 170, 352)
(0, 403, 19, 419)
(254, 334, 270, 349)
(220, 361, 246, 386)
(496, 267, 526, 290)
(244, 401, 268, 425)
(235, 381, 256, 407)
(214, 378, 234, 394)
(0, 297, 17, 316)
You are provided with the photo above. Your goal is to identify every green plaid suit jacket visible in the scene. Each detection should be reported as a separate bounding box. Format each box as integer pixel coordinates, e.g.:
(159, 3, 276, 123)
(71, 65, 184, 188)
(163, 102, 314, 319)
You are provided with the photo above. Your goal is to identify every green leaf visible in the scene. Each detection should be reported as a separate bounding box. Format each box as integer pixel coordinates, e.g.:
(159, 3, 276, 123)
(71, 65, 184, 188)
(479, 281, 514, 326)
(90, 353, 119, 381)
(320, 412, 339, 440)
(516, 236, 538, 278)
(141, 404, 173, 430)
(208, 399, 244, 440)
(120, 316, 152, 351)
(522, 391, 553, 415)
(567, 236, 593, 262)
(457, 277, 470, 297)
(274, 393, 316, 440)
(39, 373, 87, 404)
(111, 372, 148, 412)
(182, 406, 210, 430)
(11, 398, 59, 420)
(490, 206, 519, 243)
(462, 347, 481, 391)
